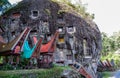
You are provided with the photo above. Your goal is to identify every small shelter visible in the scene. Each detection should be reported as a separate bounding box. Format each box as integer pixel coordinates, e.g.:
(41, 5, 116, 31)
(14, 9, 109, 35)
(0, 28, 30, 64)
(38, 31, 59, 68)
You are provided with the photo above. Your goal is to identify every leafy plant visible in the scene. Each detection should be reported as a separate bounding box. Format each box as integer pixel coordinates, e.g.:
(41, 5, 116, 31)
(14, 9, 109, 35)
(0, 64, 14, 70)
(101, 52, 120, 68)
(0, 66, 69, 78)
(57, 10, 65, 15)
(44, 9, 51, 15)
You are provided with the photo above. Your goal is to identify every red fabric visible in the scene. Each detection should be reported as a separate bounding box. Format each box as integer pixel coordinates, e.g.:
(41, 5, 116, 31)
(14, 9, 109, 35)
(40, 31, 58, 53)
(33, 36, 38, 44)
(40, 40, 54, 53)
(14, 46, 20, 53)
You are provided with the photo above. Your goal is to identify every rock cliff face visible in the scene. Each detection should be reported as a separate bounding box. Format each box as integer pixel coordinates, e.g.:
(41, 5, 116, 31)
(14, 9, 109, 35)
(1, 0, 102, 63)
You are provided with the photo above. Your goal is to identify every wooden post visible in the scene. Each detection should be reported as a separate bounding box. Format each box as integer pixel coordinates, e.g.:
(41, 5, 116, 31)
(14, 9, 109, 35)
(16, 55, 20, 64)
(3, 56, 7, 64)
(9, 55, 13, 64)
(5, 56, 8, 64)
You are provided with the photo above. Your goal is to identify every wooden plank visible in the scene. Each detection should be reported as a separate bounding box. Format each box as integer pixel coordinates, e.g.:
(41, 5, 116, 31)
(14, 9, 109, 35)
(106, 59, 112, 67)
(78, 67, 92, 78)
(100, 60, 105, 68)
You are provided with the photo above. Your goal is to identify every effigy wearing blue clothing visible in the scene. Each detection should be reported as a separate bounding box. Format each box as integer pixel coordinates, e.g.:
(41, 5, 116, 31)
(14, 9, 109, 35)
(22, 41, 36, 58)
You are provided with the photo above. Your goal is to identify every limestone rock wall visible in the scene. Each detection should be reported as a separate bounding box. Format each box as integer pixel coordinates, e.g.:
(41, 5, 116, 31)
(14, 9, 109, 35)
(1, 0, 102, 63)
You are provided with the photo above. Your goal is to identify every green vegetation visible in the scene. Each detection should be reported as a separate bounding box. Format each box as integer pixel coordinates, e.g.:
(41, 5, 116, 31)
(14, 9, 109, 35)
(0, 0, 11, 15)
(101, 31, 120, 69)
(0, 66, 70, 78)
(44, 9, 51, 15)
(101, 31, 120, 55)
(57, 10, 65, 14)
(4, 2, 30, 16)
(102, 72, 111, 78)
(51, 0, 94, 20)
(0, 56, 3, 63)
(101, 52, 120, 68)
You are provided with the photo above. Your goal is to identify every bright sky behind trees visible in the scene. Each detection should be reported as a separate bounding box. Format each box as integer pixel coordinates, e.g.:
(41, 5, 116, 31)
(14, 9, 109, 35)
(9, 0, 120, 36)
(82, 0, 120, 36)
(9, 0, 22, 4)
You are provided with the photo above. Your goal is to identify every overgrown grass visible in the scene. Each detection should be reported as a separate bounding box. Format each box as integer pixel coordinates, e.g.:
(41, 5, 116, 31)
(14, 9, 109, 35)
(0, 66, 70, 78)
